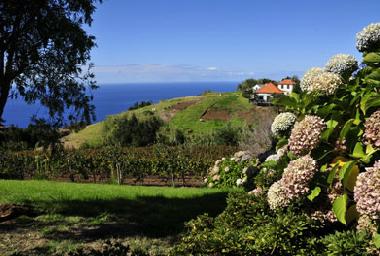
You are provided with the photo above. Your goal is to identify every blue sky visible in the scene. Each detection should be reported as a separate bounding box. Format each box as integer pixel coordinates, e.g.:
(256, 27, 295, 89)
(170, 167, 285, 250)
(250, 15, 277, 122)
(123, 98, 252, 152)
(87, 0, 380, 83)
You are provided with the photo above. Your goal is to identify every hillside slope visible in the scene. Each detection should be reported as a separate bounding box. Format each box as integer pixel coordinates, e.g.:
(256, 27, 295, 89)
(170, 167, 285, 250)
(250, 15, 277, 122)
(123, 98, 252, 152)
(63, 92, 277, 148)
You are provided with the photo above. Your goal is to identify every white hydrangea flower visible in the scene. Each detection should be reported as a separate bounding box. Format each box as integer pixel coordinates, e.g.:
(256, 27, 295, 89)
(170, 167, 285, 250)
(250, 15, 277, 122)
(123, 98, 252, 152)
(271, 112, 297, 135)
(267, 181, 290, 209)
(288, 115, 326, 157)
(267, 155, 317, 210)
(363, 110, 380, 148)
(301, 67, 343, 96)
(325, 54, 358, 78)
(356, 23, 380, 52)
(354, 161, 380, 220)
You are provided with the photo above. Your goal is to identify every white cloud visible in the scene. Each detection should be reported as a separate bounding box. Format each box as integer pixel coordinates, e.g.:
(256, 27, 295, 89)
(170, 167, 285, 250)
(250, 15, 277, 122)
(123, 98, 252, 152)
(93, 64, 254, 83)
(92, 64, 304, 83)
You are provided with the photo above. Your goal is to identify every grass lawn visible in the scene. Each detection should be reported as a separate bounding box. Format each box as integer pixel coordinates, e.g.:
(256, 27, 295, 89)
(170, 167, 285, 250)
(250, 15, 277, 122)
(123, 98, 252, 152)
(168, 92, 252, 134)
(0, 180, 232, 255)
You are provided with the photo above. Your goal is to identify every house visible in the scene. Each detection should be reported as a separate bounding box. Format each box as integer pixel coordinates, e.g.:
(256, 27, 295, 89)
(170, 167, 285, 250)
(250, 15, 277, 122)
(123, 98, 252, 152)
(250, 79, 296, 104)
(253, 82, 283, 104)
(277, 79, 295, 95)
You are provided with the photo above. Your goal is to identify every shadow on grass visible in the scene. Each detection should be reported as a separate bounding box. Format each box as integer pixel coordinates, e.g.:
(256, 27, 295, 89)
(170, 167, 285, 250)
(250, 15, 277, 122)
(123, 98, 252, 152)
(1, 192, 228, 242)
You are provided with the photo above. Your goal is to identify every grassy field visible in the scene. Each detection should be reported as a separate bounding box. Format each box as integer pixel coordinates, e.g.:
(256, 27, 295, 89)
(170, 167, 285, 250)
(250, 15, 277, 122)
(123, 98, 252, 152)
(0, 180, 233, 255)
(62, 92, 276, 148)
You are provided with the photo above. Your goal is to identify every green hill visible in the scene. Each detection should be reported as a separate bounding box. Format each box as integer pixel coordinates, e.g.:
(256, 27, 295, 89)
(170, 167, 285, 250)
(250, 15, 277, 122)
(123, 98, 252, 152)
(63, 92, 277, 148)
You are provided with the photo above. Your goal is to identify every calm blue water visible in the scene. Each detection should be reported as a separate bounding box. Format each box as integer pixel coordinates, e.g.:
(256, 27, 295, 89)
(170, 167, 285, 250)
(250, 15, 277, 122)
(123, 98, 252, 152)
(3, 82, 238, 127)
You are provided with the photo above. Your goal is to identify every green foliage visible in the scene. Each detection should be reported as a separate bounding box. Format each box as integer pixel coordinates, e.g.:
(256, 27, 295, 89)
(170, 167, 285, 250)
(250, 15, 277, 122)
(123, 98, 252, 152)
(156, 127, 187, 145)
(332, 193, 348, 224)
(213, 124, 242, 146)
(0, 119, 61, 150)
(128, 101, 153, 111)
(253, 157, 289, 190)
(0, 0, 101, 124)
(318, 230, 371, 256)
(104, 114, 163, 147)
(173, 193, 323, 255)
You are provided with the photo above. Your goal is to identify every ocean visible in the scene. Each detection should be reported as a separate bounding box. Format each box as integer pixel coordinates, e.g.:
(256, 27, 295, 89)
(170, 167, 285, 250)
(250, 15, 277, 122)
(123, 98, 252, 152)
(3, 81, 238, 127)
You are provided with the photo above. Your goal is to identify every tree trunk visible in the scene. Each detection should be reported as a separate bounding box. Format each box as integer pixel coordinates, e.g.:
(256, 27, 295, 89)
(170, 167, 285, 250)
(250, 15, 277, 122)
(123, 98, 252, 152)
(0, 82, 11, 123)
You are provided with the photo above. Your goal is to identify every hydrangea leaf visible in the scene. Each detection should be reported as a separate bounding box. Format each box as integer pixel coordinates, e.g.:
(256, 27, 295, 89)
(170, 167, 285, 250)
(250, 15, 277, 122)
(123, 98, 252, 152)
(321, 120, 338, 142)
(346, 204, 359, 224)
(338, 160, 355, 180)
(374, 233, 380, 248)
(327, 164, 339, 186)
(351, 142, 366, 159)
(342, 163, 359, 192)
(364, 52, 380, 65)
(339, 119, 354, 140)
(363, 95, 380, 114)
(307, 186, 321, 201)
(332, 193, 347, 224)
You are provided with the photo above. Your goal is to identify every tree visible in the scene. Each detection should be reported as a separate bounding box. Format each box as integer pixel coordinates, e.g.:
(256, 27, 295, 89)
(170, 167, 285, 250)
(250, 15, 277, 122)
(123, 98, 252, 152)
(237, 79, 257, 98)
(237, 78, 276, 98)
(0, 0, 102, 125)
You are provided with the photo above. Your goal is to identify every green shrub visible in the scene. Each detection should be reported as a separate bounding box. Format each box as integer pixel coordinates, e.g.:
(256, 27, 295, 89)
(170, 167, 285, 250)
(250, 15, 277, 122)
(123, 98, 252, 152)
(173, 193, 323, 255)
(128, 101, 152, 111)
(156, 127, 186, 145)
(104, 114, 163, 147)
(213, 124, 241, 146)
(207, 158, 258, 190)
(317, 230, 372, 256)
(0, 119, 61, 150)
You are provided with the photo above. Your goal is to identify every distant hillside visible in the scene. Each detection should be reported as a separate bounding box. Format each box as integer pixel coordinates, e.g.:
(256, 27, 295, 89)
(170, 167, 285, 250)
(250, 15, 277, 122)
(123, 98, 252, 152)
(62, 92, 277, 148)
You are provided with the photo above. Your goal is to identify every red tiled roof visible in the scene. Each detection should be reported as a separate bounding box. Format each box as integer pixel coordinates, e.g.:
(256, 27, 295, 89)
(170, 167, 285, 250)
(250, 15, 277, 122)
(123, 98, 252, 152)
(279, 79, 295, 85)
(255, 83, 283, 94)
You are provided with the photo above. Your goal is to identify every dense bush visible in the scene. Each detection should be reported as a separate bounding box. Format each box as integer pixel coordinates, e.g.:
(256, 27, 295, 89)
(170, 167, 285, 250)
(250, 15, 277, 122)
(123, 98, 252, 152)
(206, 156, 258, 189)
(104, 114, 163, 147)
(0, 119, 61, 150)
(128, 100, 153, 111)
(172, 193, 324, 255)
(213, 124, 242, 146)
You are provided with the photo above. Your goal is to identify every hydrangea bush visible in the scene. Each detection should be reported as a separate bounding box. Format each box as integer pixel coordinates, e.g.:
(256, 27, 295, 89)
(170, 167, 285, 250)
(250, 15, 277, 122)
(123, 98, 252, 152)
(271, 22, 380, 252)
(205, 151, 258, 189)
(176, 23, 380, 255)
